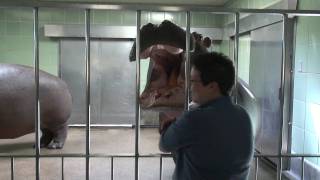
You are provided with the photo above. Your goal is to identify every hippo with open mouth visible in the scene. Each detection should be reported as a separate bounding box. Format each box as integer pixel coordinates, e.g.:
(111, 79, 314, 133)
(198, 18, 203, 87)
(129, 20, 211, 110)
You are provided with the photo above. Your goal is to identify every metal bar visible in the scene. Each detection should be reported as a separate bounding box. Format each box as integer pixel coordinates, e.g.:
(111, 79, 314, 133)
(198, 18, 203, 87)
(2, 1, 320, 15)
(159, 156, 163, 180)
(111, 157, 114, 180)
(135, 10, 141, 180)
(1, 153, 320, 158)
(85, 9, 91, 180)
(233, 12, 239, 103)
(301, 157, 304, 180)
(277, 157, 283, 180)
(255, 157, 258, 180)
(11, 157, 14, 180)
(276, 13, 288, 180)
(61, 157, 64, 180)
(69, 124, 134, 128)
(33, 7, 40, 180)
(185, 11, 191, 110)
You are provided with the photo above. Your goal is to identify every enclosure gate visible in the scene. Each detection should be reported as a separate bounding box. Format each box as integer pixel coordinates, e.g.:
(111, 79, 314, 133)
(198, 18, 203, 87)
(1, 1, 320, 180)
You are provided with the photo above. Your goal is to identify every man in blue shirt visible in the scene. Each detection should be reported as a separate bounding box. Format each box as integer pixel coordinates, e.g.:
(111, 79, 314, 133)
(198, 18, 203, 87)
(159, 52, 254, 180)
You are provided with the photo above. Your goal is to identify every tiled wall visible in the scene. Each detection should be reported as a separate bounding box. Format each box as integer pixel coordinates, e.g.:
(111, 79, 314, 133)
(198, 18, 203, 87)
(292, 2, 320, 165)
(0, 7, 223, 76)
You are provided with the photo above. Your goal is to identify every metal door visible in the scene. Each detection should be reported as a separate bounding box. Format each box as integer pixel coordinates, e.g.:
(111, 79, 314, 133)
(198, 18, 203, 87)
(60, 39, 135, 125)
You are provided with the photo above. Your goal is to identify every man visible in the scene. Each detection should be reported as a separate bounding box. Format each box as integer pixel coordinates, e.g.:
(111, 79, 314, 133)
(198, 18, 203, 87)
(159, 52, 254, 180)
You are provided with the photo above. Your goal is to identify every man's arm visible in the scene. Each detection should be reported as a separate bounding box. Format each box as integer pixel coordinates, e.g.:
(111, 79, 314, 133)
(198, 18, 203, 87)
(159, 112, 196, 152)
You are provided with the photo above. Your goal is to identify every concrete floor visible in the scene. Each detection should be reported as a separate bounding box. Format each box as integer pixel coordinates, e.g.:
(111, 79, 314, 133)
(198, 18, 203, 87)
(0, 127, 283, 180)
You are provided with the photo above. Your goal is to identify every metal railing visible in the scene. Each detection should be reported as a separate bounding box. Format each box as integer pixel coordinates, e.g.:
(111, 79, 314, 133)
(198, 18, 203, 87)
(1, 1, 320, 180)
(1, 153, 320, 180)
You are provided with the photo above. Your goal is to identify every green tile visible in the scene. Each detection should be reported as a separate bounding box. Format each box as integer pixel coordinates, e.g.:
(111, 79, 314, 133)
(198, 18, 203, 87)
(122, 11, 136, 26)
(292, 100, 306, 129)
(0, 9, 5, 21)
(306, 74, 320, 104)
(291, 126, 305, 154)
(19, 8, 33, 22)
(191, 13, 206, 27)
(0, 22, 4, 36)
(39, 9, 53, 22)
(5, 9, 21, 22)
(51, 9, 65, 24)
(307, 43, 320, 73)
(305, 102, 320, 133)
(20, 22, 33, 36)
(6, 22, 20, 36)
(304, 130, 319, 164)
(93, 10, 107, 24)
(293, 73, 307, 101)
(65, 10, 81, 24)
(106, 11, 123, 25)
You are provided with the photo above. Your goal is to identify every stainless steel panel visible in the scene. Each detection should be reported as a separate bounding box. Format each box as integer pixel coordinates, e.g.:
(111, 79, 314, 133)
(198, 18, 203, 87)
(44, 25, 222, 40)
(44, 25, 137, 39)
(249, 22, 283, 162)
(60, 39, 135, 124)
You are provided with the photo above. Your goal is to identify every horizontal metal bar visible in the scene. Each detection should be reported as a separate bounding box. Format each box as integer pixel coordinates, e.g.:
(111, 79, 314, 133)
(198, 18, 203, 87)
(1, 153, 320, 158)
(68, 124, 134, 128)
(1, 1, 320, 15)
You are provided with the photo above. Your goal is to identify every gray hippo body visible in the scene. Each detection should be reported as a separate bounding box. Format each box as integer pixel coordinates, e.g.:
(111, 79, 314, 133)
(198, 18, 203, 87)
(0, 63, 72, 149)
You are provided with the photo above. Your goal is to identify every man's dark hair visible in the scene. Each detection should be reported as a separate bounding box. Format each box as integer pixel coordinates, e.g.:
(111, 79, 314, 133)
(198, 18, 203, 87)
(191, 52, 235, 96)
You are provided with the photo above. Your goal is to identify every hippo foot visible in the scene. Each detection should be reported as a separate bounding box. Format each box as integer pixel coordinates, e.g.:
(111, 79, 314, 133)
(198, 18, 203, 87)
(47, 140, 64, 149)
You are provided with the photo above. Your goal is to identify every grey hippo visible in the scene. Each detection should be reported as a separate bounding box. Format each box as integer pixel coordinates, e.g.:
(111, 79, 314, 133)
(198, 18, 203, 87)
(0, 63, 72, 149)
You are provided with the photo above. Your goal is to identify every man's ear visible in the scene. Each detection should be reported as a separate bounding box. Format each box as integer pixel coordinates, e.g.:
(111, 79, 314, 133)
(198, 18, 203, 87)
(208, 81, 219, 90)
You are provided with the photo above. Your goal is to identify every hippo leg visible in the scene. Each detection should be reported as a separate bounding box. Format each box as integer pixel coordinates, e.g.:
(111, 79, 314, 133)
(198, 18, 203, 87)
(40, 128, 54, 148)
(47, 124, 68, 149)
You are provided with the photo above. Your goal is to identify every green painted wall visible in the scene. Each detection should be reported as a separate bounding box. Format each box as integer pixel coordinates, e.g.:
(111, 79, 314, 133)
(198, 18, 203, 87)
(291, 0, 320, 165)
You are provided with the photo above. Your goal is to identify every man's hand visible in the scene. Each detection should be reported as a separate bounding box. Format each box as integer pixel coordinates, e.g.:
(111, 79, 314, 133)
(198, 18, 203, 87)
(159, 112, 177, 134)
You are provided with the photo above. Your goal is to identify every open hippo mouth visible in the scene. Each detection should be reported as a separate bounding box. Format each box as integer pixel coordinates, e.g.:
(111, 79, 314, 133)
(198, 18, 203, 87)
(129, 20, 210, 110)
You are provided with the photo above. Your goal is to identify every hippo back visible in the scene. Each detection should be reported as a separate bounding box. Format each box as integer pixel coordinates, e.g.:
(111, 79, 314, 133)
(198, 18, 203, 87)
(0, 63, 72, 139)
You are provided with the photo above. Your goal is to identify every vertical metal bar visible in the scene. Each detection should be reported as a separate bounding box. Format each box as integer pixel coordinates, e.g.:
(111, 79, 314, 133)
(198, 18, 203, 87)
(233, 12, 240, 104)
(11, 157, 14, 180)
(277, 156, 283, 180)
(111, 157, 114, 180)
(185, 11, 191, 110)
(85, 9, 91, 180)
(277, 14, 288, 180)
(301, 157, 304, 180)
(33, 7, 40, 180)
(135, 10, 141, 180)
(255, 157, 258, 180)
(159, 156, 163, 180)
(61, 157, 64, 180)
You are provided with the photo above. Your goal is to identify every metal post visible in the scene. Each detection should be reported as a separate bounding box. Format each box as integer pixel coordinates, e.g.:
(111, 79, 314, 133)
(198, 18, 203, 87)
(111, 157, 114, 180)
(135, 10, 141, 180)
(255, 157, 259, 180)
(233, 12, 239, 104)
(11, 157, 14, 180)
(61, 157, 64, 180)
(277, 13, 288, 180)
(85, 9, 91, 180)
(159, 156, 163, 180)
(185, 11, 191, 110)
(301, 157, 304, 180)
(33, 7, 40, 180)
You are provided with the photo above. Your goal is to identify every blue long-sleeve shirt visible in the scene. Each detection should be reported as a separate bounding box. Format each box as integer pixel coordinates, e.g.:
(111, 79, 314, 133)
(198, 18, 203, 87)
(159, 96, 253, 180)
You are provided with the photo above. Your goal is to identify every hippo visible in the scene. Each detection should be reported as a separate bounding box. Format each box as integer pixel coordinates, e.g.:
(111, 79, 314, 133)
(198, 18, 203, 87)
(129, 20, 211, 110)
(0, 63, 72, 149)
(130, 20, 260, 136)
